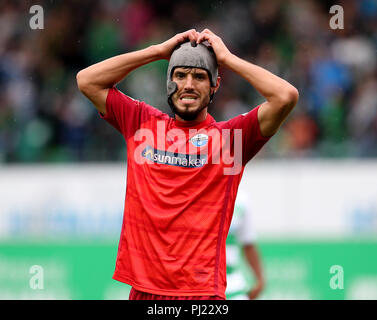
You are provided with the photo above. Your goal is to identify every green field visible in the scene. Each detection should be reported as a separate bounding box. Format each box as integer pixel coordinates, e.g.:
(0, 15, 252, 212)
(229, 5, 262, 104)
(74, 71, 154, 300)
(1, 239, 376, 299)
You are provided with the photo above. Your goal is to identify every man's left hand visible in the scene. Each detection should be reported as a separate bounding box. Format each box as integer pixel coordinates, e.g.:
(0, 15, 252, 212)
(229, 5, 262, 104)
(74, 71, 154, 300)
(197, 29, 232, 66)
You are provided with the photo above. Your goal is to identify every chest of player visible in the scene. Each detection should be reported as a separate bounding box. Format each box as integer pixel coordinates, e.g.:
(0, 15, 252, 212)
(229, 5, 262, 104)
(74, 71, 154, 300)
(127, 118, 243, 175)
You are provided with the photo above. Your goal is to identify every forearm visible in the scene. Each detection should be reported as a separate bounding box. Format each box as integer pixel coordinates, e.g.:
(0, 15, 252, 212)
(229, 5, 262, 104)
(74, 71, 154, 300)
(196, 28, 298, 136)
(77, 45, 161, 90)
(76, 29, 199, 115)
(243, 244, 264, 283)
(223, 54, 298, 106)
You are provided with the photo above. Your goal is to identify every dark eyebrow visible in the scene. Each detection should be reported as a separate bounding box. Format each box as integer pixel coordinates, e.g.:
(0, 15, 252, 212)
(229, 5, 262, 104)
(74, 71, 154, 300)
(174, 67, 191, 74)
(173, 68, 208, 78)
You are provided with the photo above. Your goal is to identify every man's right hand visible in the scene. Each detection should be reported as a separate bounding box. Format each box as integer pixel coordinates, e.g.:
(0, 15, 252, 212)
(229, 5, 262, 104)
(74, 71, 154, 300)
(156, 29, 200, 60)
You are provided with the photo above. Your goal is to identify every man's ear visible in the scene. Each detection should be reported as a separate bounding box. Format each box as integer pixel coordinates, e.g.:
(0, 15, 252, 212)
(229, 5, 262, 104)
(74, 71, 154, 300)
(212, 76, 221, 94)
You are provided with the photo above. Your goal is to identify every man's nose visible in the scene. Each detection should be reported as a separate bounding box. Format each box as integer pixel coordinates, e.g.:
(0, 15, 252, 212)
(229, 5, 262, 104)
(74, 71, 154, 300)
(183, 75, 194, 90)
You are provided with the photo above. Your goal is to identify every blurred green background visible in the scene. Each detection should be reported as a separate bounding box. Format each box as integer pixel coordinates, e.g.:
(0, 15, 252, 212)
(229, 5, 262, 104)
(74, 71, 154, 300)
(2, 239, 376, 299)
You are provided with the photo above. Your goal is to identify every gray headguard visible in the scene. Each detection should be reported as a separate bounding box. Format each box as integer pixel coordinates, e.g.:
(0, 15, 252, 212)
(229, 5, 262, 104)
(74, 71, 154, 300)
(167, 41, 218, 98)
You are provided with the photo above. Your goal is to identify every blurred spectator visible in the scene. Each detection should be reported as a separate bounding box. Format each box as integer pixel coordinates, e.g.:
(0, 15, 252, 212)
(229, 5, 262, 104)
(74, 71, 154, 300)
(119, 0, 155, 49)
(0, 0, 376, 162)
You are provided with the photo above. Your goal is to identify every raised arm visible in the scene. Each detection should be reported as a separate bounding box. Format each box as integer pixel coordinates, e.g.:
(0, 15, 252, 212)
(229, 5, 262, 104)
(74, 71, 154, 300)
(76, 29, 200, 115)
(197, 29, 299, 137)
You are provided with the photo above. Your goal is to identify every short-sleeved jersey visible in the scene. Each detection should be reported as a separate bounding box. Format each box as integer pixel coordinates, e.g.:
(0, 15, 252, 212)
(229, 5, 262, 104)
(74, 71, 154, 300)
(100, 87, 271, 299)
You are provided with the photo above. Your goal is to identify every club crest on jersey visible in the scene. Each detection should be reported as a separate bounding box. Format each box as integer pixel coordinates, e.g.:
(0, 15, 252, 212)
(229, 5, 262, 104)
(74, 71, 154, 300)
(190, 134, 208, 147)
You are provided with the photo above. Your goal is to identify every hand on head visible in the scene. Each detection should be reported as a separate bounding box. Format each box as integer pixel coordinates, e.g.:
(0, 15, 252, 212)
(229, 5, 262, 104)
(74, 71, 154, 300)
(158, 28, 231, 65)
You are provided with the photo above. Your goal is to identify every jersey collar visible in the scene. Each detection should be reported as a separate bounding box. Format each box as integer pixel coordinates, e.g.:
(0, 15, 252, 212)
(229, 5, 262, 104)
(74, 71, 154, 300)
(173, 113, 214, 129)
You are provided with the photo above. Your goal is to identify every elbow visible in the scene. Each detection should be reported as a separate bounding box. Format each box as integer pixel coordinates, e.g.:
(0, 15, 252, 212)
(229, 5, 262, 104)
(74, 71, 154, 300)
(289, 86, 299, 106)
(76, 70, 85, 92)
(284, 86, 300, 108)
(76, 70, 90, 93)
(281, 86, 299, 109)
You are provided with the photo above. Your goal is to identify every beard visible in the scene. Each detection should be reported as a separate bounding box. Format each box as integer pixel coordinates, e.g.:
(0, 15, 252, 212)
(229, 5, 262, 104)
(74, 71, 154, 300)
(169, 101, 208, 121)
(169, 91, 211, 121)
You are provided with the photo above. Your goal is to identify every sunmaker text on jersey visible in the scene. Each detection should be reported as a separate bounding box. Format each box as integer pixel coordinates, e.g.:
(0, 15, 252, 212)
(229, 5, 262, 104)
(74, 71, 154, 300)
(141, 145, 208, 168)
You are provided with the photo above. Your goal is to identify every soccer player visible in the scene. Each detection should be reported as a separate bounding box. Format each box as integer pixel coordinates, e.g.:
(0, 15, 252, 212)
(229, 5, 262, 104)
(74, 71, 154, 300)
(76, 29, 298, 300)
(226, 190, 265, 300)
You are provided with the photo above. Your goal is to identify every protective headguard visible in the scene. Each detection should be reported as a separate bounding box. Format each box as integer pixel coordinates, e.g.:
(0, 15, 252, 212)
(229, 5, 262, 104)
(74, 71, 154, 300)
(167, 41, 218, 99)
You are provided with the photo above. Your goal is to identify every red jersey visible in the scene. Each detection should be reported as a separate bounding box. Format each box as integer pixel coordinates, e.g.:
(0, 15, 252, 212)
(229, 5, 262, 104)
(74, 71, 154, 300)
(100, 87, 271, 298)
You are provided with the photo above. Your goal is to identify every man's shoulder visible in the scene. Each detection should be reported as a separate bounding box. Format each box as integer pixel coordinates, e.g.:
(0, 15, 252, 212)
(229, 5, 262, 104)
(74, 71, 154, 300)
(214, 108, 257, 129)
(140, 101, 170, 120)
(110, 87, 170, 119)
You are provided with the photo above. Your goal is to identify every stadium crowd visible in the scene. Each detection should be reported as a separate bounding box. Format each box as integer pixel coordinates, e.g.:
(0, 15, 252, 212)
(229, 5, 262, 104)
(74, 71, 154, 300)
(0, 0, 376, 162)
